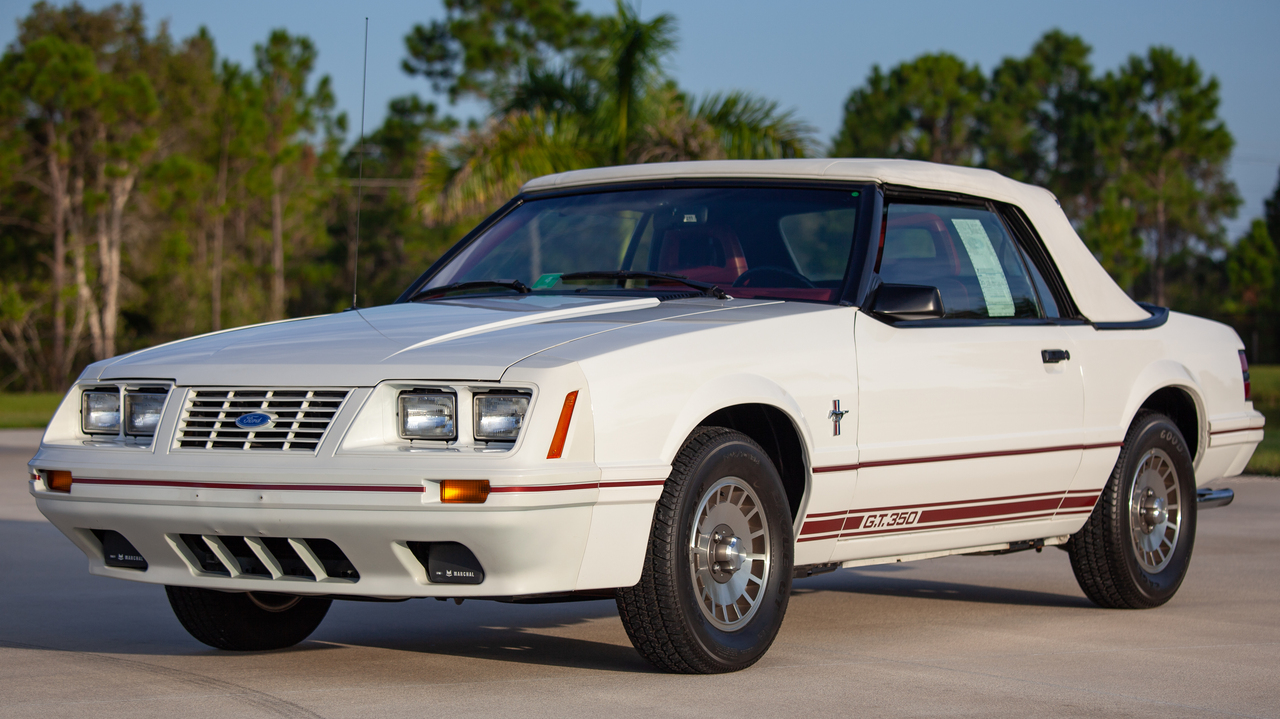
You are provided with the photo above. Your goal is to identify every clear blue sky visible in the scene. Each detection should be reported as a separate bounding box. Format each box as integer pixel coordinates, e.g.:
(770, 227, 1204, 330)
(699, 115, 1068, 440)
(4, 0, 1277, 237)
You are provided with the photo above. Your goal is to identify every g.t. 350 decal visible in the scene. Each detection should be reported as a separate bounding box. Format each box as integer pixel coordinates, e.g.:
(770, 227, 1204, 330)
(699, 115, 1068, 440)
(861, 510, 920, 529)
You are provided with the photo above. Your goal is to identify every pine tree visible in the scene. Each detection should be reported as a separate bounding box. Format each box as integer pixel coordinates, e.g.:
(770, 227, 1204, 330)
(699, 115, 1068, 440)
(1096, 47, 1238, 306)
(831, 53, 985, 165)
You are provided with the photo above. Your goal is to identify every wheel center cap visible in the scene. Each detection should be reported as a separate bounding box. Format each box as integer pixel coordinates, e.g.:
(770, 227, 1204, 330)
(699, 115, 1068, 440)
(709, 524, 746, 583)
(1140, 494, 1167, 531)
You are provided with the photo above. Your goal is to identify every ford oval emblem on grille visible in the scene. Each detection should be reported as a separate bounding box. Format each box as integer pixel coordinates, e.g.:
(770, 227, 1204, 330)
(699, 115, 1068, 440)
(234, 412, 273, 429)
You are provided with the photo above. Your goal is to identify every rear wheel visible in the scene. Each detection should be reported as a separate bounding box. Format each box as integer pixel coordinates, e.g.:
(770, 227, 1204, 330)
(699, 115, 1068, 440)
(1067, 411, 1197, 608)
(616, 426, 794, 673)
(166, 586, 331, 650)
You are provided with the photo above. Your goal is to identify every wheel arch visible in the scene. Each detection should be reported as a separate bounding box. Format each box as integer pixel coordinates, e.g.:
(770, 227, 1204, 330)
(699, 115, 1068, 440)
(699, 404, 808, 522)
(1122, 360, 1205, 464)
(661, 373, 814, 524)
(1137, 386, 1201, 462)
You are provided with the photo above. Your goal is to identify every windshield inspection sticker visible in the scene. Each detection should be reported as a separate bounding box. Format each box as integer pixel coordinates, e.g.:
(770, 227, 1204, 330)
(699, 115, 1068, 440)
(531, 273, 562, 289)
(951, 219, 1015, 317)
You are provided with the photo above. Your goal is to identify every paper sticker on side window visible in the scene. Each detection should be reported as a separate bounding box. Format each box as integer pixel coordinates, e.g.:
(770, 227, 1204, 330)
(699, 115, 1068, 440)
(951, 219, 1015, 317)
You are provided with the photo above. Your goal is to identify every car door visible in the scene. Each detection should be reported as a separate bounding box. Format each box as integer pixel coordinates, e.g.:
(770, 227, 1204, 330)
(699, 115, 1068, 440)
(832, 199, 1085, 562)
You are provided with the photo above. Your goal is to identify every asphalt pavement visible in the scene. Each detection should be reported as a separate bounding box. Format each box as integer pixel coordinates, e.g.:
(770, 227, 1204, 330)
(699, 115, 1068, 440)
(1, 428, 1277, 718)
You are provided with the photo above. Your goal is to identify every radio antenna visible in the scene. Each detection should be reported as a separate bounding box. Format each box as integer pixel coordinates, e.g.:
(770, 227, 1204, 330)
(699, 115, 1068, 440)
(350, 17, 369, 310)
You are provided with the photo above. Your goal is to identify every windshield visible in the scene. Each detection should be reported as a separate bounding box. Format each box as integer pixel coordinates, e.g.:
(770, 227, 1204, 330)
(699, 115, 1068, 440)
(419, 186, 867, 303)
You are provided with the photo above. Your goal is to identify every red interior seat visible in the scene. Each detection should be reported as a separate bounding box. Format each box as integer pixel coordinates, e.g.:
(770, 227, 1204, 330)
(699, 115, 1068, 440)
(656, 226, 747, 285)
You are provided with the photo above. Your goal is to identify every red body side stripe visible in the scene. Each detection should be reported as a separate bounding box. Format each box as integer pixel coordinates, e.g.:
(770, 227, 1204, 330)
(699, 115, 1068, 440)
(489, 482, 600, 493)
(1209, 427, 1259, 436)
(74, 477, 666, 495)
(804, 509, 850, 518)
(797, 534, 840, 543)
(599, 479, 666, 489)
(839, 511, 1060, 539)
(813, 441, 1122, 474)
(799, 490, 1105, 537)
(73, 477, 424, 493)
(800, 518, 844, 536)
(841, 490, 1062, 515)
(490, 479, 666, 493)
(1057, 494, 1101, 509)
(920, 497, 1062, 523)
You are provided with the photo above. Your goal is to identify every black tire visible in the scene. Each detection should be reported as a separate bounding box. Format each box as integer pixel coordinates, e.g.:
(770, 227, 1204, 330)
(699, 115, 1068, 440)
(165, 586, 331, 650)
(616, 426, 794, 673)
(1067, 411, 1197, 609)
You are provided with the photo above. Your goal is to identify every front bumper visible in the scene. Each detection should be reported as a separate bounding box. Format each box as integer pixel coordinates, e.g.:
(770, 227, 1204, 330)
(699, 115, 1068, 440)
(35, 488, 593, 597)
(30, 464, 666, 598)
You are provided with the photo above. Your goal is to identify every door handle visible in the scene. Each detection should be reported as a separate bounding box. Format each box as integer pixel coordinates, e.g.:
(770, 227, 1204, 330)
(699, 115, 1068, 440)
(1041, 349, 1070, 364)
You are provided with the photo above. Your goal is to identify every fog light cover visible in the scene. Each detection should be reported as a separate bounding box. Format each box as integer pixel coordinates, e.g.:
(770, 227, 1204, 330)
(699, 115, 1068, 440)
(400, 392, 456, 440)
(94, 530, 148, 570)
(125, 392, 166, 435)
(440, 479, 490, 504)
(474, 393, 529, 441)
(82, 391, 121, 434)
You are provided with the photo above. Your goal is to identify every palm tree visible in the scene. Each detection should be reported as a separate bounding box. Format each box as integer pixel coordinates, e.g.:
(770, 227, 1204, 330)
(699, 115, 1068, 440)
(417, 1, 815, 226)
(598, 1, 676, 164)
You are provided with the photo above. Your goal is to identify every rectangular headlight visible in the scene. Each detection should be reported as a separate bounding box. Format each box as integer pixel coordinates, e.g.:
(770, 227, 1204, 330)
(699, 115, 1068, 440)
(399, 392, 456, 440)
(82, 390, 121, 434)
(125, 391, 167, 435)
(474, 393, 529, 441)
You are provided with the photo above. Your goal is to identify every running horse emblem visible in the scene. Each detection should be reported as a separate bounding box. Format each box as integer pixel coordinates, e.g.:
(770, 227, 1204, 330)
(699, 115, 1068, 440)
(828, 399, 848, 436)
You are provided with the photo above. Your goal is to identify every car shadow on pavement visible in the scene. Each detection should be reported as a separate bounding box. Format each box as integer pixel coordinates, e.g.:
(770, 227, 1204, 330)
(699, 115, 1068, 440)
(317, 626, 653, 673)
(793, 569, 1093, 609)
(308, 596, 656, 673)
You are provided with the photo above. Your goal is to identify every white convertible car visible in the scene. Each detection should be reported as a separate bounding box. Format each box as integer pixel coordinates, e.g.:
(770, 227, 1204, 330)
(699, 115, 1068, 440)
(30, 160, 1264, 673)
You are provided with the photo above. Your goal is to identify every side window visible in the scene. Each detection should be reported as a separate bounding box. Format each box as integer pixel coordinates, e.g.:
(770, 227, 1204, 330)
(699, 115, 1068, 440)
(1021, 248, 1060, 318)
(878, 203, 1043, 320)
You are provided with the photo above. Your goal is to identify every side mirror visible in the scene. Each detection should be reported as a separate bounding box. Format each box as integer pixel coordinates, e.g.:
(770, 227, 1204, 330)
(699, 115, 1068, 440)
(870, 283, 945, 320)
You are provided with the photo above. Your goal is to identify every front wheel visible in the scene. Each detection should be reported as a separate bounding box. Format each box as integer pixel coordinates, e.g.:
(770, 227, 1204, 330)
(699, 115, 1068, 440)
(1067, 411, 1197, 608)
(166, 586, 332, 650)
(616, 427, 794, 673)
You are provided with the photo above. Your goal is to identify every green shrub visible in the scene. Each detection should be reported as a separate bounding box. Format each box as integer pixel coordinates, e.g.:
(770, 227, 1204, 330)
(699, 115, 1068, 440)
(1245, 365, 1279, 476)
(0, 393, 64, 429)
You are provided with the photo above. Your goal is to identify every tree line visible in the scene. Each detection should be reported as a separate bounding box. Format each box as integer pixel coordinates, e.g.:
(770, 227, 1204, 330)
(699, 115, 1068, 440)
(1, 1, 1276, 392)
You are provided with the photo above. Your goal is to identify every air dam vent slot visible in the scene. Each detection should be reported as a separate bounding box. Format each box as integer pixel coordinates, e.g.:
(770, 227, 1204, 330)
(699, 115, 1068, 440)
(408, 541, 485, 584)
(172, 534, 357, 583)
(176, 388, 351, 452)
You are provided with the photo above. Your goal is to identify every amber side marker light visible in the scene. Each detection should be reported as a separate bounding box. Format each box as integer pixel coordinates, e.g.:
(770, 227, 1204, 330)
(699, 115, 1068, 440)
(47, 471, 73, 493)
(440, 479, 490, 504)
(547, 390, 579, 459)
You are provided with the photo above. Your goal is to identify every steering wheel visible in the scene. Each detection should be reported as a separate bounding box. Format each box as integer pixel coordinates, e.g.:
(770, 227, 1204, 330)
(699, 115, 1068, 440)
(732, 266, 816, 289)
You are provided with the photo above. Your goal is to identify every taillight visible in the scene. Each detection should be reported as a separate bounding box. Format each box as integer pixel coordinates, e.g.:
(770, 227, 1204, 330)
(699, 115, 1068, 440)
(1240, 350, 1251, 401)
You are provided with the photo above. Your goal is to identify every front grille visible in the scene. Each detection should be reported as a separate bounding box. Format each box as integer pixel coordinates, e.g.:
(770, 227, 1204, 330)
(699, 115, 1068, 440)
(176, 388, 350, 452)
(173, 534, 360, 582)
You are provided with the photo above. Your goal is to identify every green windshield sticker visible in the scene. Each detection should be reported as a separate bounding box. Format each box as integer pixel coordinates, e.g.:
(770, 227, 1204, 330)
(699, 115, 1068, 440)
(531, 273, 562, 289)
(951, 219, 1015, 317)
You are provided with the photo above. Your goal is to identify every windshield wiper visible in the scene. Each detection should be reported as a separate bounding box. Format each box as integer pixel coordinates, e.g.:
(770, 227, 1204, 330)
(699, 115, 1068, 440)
(558, 271, 729, 300)
(410, 279, 531, 301)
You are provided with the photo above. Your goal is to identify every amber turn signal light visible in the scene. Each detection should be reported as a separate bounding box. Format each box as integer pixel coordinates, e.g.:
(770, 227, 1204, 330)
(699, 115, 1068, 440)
(547, 390, 579, 459)
(440, 479, 489, 504)
(47, 470, 73, 493)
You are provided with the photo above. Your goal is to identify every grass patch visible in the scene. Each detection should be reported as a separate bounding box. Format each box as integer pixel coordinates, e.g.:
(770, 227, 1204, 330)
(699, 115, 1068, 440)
(0, 392, 64, 429)
(1245, 364, 1279, 476)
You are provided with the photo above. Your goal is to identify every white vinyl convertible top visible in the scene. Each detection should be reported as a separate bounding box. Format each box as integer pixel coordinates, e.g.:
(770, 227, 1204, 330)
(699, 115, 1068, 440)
(521, 159, 1148, 322)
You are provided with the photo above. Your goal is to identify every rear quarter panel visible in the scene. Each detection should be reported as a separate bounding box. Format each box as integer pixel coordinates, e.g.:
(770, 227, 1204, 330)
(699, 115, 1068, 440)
(1062, 311, 1251, 489)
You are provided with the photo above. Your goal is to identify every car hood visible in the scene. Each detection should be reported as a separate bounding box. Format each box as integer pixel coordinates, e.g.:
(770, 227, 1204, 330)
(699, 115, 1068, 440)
(85, 295, 746, 386)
